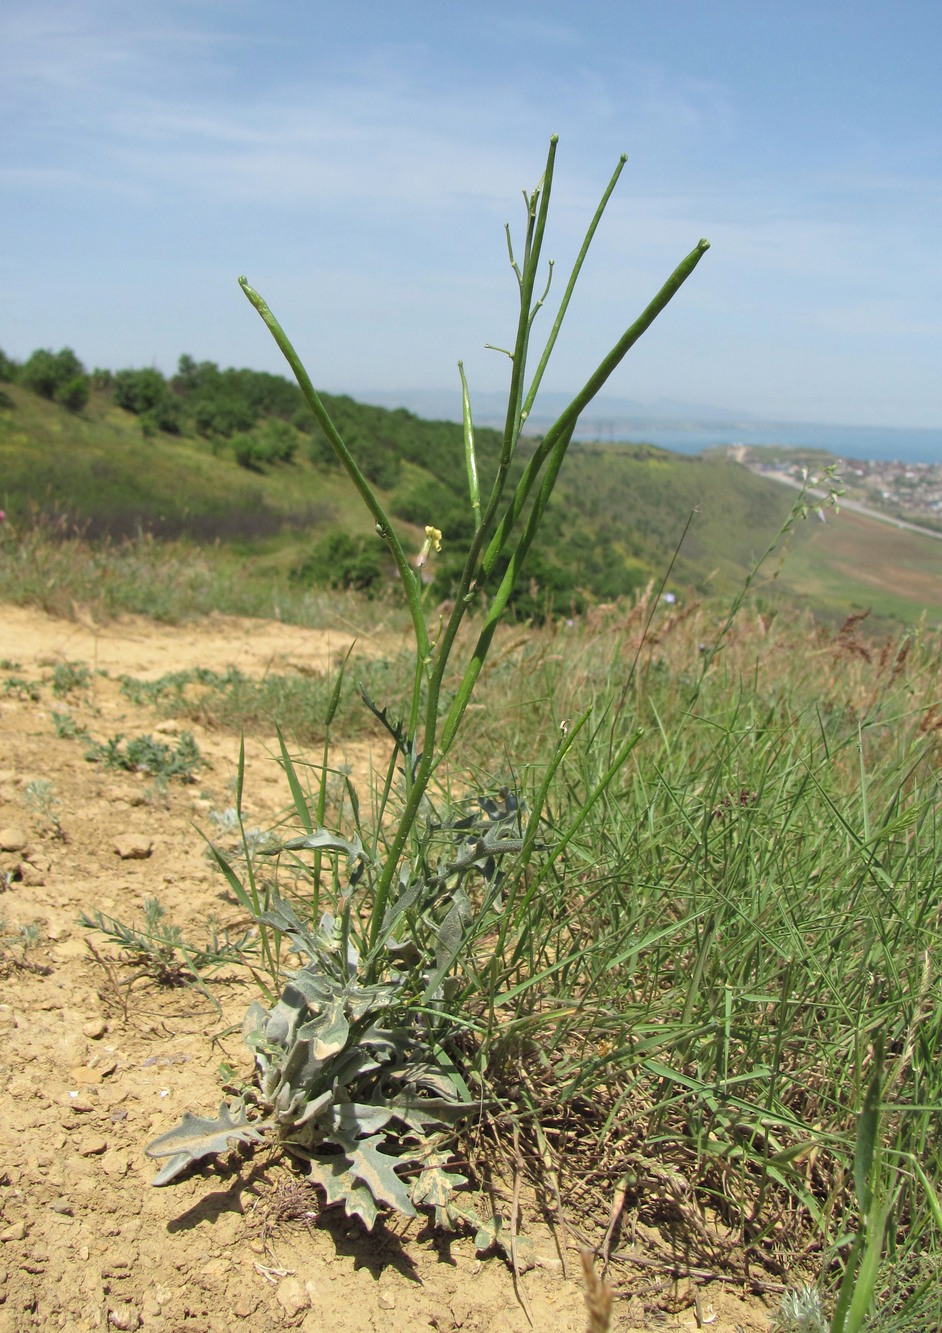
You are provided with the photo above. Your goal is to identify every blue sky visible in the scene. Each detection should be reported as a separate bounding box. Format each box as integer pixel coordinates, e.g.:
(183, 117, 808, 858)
(2, 0, 941, 430)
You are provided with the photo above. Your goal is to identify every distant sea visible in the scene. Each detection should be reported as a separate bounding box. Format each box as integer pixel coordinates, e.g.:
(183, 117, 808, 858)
(354, 389, 941, 466)
(574, 420, 942, 466)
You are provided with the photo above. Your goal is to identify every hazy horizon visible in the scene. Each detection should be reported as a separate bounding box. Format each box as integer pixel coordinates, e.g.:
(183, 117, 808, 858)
(352, 386, 942, 464)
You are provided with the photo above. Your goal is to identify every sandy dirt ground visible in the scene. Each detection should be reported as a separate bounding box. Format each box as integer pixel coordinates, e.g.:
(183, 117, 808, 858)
(0, 604, 776, 1332)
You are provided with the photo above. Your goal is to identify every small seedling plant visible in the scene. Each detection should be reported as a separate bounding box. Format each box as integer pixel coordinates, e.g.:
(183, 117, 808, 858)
(84, 730, 201, 782)
(22, 779, 67, 842)
(0, 919, 50, 977)
(81, 897, 255, 990)
(144, 139, 710, 1232)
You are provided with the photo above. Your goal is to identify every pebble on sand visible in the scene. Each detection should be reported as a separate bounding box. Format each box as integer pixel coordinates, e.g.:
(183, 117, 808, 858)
(113, 836, 153, 860)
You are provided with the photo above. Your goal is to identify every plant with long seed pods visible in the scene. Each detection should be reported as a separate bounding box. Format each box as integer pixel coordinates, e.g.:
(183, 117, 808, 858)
(145, 137, 709, 1232)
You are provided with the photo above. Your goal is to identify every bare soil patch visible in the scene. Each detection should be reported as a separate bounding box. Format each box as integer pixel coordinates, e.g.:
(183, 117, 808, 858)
(0, 604, 774, 1332)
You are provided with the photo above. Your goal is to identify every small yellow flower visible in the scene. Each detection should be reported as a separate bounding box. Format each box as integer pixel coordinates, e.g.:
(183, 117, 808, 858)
(416, 525, 443, 569)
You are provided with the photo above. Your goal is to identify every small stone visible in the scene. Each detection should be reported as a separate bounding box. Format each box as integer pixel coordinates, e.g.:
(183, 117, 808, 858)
(0, 828, 28, 853)
(232, 1294, 257, 1318)
(275, 1275, 310, 1318)
(100, 1150, 129, 1177)
(83, 1017, 107, 1040)
(48, 1198, 74, 1216)
(64, 1094, 96, 1113)
(113, 836, 153, 860)
(107, 1303, 141, 1330)
(378, 1288, 396, 1310)
(77, 1133, 107, 1156)
(69, 1066, 102, 1086)
(0, 1221, 26, 1242)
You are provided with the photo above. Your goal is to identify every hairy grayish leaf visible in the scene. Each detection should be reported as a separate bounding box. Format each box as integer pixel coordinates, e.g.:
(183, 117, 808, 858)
(146, 1101, 269, 1186)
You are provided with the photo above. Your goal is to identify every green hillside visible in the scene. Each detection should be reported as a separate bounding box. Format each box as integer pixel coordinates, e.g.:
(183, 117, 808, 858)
(1, 348, 939, 626)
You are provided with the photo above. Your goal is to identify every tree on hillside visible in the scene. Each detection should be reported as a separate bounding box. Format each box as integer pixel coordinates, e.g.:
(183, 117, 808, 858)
(0, 349, 18, 382)
(173, 356, 304, 436)
(19, 347, 89, 412)
(112, 368, 182, 433)
(57, 375, 90, 412)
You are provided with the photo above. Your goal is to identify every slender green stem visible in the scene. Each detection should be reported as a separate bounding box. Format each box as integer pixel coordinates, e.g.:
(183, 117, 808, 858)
(238, 276, 430, 666)
(521, 154, 627, 421)
(480, 237, 710, 579)
(437, 422, 577, 757)
(493, 139, 559, 523)
(458, 362, 481, 530)
(240, 145, 712, 976)
(408, 142, 562, 778)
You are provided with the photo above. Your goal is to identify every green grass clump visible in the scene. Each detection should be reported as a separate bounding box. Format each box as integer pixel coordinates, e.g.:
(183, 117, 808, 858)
(0, 919, 49, 976)
(114, 657, 419, 746)
(50, 659, 91, 696)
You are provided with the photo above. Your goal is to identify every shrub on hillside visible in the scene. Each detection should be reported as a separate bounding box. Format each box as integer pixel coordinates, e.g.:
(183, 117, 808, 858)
(231, 433, 267, 471)
(232, 420, 299, 471)
(192, 395, 256, 438)
(20, 347, 87, 408)
(257, 419, 298, 464)
(351, 432, 402, 489)
(291, 530, 385, 594)
(113, 368, 182, 433)
(391, 477, 475, 542)
(304, 422, 341, 466)
(57, 375, 90, 413)
(174, 355, 303, 437)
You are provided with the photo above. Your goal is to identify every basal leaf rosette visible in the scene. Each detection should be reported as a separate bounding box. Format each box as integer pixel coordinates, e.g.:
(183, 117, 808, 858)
(146, 899, 472, 1230)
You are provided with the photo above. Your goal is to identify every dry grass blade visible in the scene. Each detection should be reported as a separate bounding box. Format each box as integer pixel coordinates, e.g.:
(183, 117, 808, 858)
(600, 1172, 631, 1274)
(580, 1249, 613, 1333)
(532, 1114, 570, 1280)
(510, 1120, 534, 1327)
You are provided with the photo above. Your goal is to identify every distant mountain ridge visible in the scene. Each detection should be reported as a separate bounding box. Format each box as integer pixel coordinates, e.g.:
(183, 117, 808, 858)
(353, 387, 762, 434)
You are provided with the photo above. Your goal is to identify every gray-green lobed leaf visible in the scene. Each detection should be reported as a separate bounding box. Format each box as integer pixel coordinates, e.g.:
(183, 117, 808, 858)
(143, 793, 493, 1225)
(146, 1101, 268, 1186)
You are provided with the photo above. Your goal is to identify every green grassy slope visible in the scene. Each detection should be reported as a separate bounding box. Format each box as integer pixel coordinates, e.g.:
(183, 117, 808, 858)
(1, 377, 938, 625)
(774, 505, 942, 625)
(547, 442, 796, 596)
(0, 384, 364, 543)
